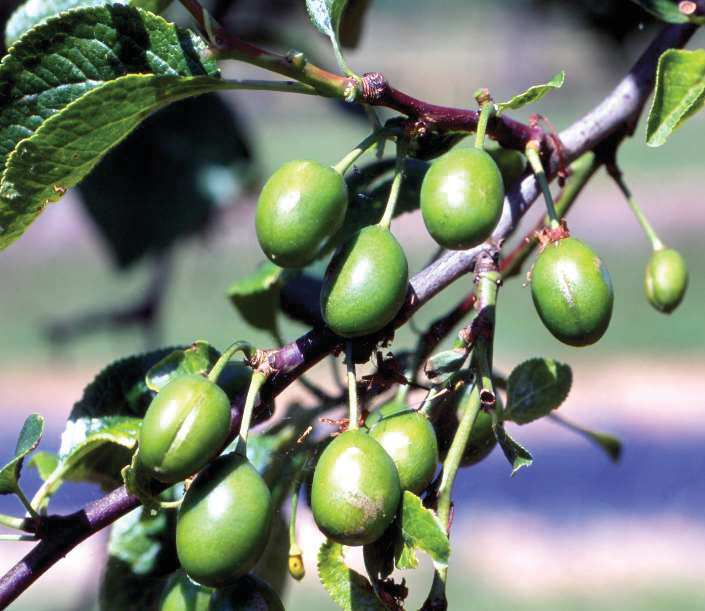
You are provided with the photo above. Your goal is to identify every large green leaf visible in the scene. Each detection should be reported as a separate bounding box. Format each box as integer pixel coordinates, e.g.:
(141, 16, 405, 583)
(99, 506, 178, 610)
(647, 49, 705, 147)
(629, 0, 691, 23)
(0, 414, 44, 495)
(395, 491, 449, 570)
(318, 539, 385, 611)
(0, 4, 222, 249)
(306, 0, 349, 41)
(46, 348, 174, 492)
(505, 358, 572, 424)
(496, 71, 566, 114)
(0, 73, 230, 249)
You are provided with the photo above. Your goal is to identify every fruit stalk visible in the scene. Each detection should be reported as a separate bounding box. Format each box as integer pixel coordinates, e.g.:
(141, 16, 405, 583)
(236, 371, 268, 452)
(345, 341, 360, 430)
(427, 257, 501, 607)
(378, 140, 407, 229)
(208, 341, 255, 384)
(607, 165, 664, 251)
(474, 90, 494, 150)
(526, 141, 560, 227)
(332, 129, 391, 175)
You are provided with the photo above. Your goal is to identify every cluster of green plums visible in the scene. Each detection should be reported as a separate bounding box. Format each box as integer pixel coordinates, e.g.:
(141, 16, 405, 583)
(255, 142, 512, 340)
(137, 374, 279, 605)
(254, 140, 639, 348)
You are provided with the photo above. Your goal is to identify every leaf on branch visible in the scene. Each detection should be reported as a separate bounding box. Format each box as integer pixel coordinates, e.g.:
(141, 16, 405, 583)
(395, 491, 449, 570)
(318, 539, 385, 611)
(48, 348, 174, 492)
(5, 0, 174, 48)
(505, 358, 572, 424)
(629, 0, 692, 24)
(646, 49, 705, 147)
(0, 5, 223, 250)
(228, 262, 288, 337)
(496, 71, 566, 114)
(424, 348, 469, 384)
(27, 451, 59, 481)
(493, 421, 533, 476)
(306, 0, 349, 41)
(0, 414, 44, 495)
(99, 506, 178, 610)
(145, 340, 220, 392)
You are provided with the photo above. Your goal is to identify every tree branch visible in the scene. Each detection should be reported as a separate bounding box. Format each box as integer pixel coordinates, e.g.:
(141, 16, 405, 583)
(0, 21, 697, 610)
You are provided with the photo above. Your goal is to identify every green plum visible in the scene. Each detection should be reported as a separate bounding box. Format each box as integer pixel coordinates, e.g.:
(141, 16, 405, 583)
(255, 160, 347, 268)
(420, 147, 505, 249)
(645, 248, 688, 313)
(531, 237, 613, 346)
(487, 146, 527, 186)
(138, 374, 231, 483)
(158, 570, 211, 611)
(311, 429, 401, 546)
(369, 407, 438, 494)
(320, 225, 409, 337)
(176, 452, 273, 587)
(210, 575, 284, 611)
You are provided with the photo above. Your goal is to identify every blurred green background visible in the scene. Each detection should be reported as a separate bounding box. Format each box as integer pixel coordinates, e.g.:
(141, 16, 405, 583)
(1, 1, 704, 610)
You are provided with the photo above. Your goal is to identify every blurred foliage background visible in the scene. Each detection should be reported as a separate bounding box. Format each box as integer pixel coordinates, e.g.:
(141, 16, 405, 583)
(0, 1, 704, 609)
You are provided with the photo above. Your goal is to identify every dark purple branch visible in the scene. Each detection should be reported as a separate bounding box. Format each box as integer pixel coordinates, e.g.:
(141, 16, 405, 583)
(0, 22, 697, 610)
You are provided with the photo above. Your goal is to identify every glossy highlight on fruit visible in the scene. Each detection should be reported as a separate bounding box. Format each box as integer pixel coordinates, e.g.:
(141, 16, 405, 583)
(256, 160, 348, 268)
(311, 429, 401, 546)
(531, 237, 614, 347)
(138, 374, 231, 483)
(420, 147, 505, 249)
(158, 570, 211, 611)
(320, 225, 409, 337)
(176, 452, 273, 587)
(210, 575, 284, 611)
(645, 248, 688, 313)
(369, 407, 438, 494)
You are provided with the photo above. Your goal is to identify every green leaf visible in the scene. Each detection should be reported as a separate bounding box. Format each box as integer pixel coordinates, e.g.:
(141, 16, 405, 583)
(27, 451, 59, 481)
(47, 348, 174, 492)
(493, 422, 533, 476)
(395, 491, 449, 570)
(0, 72, 230, 250)
(318, 539, 385, 611)
(646, 49, 705, 147)
(505, 358, 572, 424)
(99, 506, 178, 610)
(0, 414, 44, 495)
(629, 0, 691, 23)
(424, 348, 469, 384)
(0, 4, 222, 249)
(496, 71, 566, 114)
(306, 0, 349, 40)
(228, 262, 286, 337)
(5, 0, 174, 48)
(145, 340, 219, 392)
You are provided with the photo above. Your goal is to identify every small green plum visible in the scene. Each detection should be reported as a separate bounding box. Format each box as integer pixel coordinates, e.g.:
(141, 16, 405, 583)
(644, 248, 688, 313)
(320, 225, 409, 338)
(176, 452, 273, 587)
(256, 160, 348, 268)
(311, 430, 401, 546)
(138, 374, 231, 483)
(158, 570, 211, 611)
(531, 237, 614, 347)
(420, 147, 505, 249)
